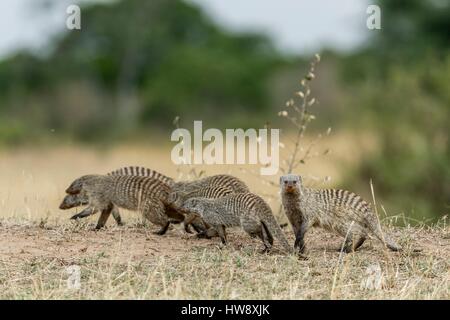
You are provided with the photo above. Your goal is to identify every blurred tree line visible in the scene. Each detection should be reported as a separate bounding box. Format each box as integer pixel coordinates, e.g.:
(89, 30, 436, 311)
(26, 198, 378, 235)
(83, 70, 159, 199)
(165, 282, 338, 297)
(0, 0, 284, 142)
(0, 0, 447, 221)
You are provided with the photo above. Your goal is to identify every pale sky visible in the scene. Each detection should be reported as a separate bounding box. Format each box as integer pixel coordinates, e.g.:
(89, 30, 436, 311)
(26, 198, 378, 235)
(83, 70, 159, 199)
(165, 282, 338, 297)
(0, 0, 370, 59)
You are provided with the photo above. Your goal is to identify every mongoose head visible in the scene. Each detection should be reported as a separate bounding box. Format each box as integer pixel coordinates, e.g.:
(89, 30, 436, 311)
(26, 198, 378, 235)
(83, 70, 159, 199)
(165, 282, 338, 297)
(172, 181, 193, 192)
(280, 174, 302, 194)
(59, 193, 89, 210)
(167, 191, 188, 209)
(180, 197, 206, 214)
(65, 175, 98, 194)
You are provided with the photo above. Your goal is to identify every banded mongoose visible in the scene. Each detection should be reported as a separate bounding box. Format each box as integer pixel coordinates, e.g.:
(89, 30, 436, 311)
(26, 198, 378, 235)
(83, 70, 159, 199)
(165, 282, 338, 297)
(65, 166, 175, 194)
(63, 166, 175, 227)
(180, 193, 293, 254)
(173, 174, 249, 194)
(168, 185, 235, 236)
(280, 174, 401, 253)
(61, 174, 184, 234)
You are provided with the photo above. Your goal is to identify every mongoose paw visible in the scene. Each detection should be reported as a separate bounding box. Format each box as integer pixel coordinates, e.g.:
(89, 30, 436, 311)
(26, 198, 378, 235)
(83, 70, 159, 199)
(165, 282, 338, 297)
(295, 245, 306, 255)
(297, 253, 309, 260)
(339, 246, 355, 254)
(153, 229, 168, 236)
(184, 224, 193, 234)
(70, 213, 85, 220)
(196, 232, 212, 239)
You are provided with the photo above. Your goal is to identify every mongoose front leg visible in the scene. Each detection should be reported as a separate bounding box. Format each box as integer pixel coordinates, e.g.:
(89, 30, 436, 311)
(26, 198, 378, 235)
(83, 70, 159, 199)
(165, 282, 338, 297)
(71, 207, 98, 220)
(111, 206, 123, 226)
(187, 216, 210, 235)
(182, 213, 197, 234)
(294, 221, 309, 254)
(353, 236, 366, 251)
(196, 227, 218, 239)
(154, 221, 171, 235)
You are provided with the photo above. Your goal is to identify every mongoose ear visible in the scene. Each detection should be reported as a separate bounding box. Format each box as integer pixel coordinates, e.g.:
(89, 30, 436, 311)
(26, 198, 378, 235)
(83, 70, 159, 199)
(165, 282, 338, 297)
(279, 176, 283, 184)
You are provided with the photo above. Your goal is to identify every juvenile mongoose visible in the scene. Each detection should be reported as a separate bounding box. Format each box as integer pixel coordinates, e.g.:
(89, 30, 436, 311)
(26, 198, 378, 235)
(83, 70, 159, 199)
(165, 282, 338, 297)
(61, 174, 184, 234)
(168, 185, 235, 236)
(280, 174, 401, 253)
(180, 193, 293, 254)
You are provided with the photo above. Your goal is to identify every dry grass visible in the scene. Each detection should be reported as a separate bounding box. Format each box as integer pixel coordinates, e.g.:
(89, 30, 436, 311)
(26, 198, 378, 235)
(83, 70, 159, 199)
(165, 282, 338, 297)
(0, 220, 448, 299)
(0, 142, 448, 299)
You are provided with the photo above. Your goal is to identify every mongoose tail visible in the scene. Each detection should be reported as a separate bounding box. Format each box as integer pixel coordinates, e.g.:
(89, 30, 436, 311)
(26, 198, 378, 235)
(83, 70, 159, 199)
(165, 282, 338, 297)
(261, 216, 294, 254)
(368, 218, 402, 251)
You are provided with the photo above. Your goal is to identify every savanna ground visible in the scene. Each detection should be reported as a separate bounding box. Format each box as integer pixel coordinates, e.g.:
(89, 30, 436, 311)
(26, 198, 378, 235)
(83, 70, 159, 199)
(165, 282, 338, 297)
(0, 133, 448, 299)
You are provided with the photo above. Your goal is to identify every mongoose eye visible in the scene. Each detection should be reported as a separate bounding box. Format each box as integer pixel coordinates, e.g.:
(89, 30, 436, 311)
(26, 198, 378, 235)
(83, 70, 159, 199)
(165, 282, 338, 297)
(293, 181, 297, 184)
(284, 181, 288, 184)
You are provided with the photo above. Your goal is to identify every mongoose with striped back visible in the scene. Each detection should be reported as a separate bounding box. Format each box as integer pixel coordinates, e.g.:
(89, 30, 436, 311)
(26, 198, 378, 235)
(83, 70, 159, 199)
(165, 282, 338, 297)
(65, 166, 175, 194)
(280, 174, 401, 253)
(167, 185, 235, 237)
(172, 174, 249, 194)
(63, 166, 175, 228)
(60, 174, 184, 234)
(63, 166, 249, 231)
(180, 193, 293, 254)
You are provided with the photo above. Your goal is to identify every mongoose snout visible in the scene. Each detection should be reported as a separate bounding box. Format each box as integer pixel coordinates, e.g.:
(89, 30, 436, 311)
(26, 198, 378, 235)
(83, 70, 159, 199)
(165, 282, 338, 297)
(59, 194, 88, 210)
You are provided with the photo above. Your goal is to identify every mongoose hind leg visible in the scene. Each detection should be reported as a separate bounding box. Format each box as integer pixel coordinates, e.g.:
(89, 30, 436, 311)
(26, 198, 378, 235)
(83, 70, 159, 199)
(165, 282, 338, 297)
(111, 206, 123, 226)
(95, 204, 114, 229)
(142, 199, 170, 235)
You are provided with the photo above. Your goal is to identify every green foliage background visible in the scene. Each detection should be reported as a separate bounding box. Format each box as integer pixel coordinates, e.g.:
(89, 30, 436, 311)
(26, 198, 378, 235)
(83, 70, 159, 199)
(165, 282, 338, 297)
(0, 0, 448, 222)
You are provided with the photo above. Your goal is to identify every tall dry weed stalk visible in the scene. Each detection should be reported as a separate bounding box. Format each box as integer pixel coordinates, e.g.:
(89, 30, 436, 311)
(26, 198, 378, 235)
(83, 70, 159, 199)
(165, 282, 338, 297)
(278, 53, 331, 177)
(242, 54, 331, 210)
